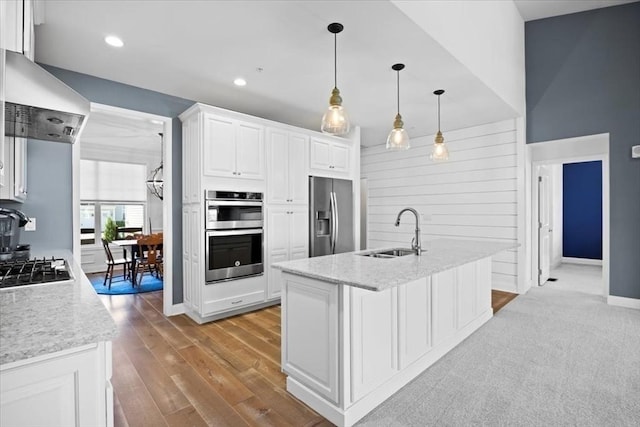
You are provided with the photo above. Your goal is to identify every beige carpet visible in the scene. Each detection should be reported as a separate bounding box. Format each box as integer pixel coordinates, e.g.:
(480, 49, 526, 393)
(357, 287, 640, 426)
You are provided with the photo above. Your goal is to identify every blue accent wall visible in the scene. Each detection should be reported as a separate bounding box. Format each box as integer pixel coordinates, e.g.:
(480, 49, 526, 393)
(526, 2, 640, 299)
(1, 139, 73, 252)
(40, 65, 195, 304)
(563, 161, 603, 260)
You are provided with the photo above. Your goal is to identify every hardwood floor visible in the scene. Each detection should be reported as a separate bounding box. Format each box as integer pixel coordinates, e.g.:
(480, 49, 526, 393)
(98, 288, 517, 426)
(492, 289, 518, 313)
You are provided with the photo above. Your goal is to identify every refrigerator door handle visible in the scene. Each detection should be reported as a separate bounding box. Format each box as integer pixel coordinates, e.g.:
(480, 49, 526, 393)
(332, 191, 339, 254)
(330, 191, 337, 254)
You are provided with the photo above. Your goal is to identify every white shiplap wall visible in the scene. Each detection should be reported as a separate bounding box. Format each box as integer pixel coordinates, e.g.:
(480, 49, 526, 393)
(361, 119, 519, 291)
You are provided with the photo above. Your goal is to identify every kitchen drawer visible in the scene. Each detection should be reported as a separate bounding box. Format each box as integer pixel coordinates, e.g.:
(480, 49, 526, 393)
(201, 274, 266, 315)
(202, 289, 265, 315)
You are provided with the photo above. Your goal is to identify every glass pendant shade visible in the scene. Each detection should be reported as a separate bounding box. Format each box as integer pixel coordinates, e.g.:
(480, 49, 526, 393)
(430, 131, 449, 160)
(321, 88, 350, 135)
(430, 89, 448, 161)
(386, 63, 409, 150)
(321, 23, 350, 136)
(386, 114, 410, 150)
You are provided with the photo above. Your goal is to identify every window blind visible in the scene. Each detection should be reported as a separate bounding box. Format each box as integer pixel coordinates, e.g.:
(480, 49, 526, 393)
(80, 160, 147, 201)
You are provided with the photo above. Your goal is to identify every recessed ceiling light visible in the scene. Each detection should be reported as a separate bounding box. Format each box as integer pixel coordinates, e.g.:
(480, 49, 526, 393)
(150, 119, 164, 125)
(105, 35, 124, 47)
(233, 78, 247, 87)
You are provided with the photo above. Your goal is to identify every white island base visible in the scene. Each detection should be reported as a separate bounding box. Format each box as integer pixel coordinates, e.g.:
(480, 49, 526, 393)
(281, 257, 494, 427)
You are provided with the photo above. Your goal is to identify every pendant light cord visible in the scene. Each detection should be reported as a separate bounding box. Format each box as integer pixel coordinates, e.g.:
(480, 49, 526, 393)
(396, 70, 400, 114)
(437, 95, 441, 131)
(334, 33, 337, 88)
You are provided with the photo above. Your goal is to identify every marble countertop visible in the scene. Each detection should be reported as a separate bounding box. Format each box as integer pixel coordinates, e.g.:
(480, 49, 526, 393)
(0, 251, 118, 365)
(273, 238, 518, 291)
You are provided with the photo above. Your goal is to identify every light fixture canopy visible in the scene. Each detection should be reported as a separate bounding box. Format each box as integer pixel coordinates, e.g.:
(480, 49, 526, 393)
(386, 63, 410, 150)
(430, 89, 449, 161)
(321, 22, 350, 136)
(146, 133, 164, 200)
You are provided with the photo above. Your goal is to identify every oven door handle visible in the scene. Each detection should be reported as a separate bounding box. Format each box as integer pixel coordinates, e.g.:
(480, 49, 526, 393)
(207, 229, 263, 237)
(206, 200, 263, 207)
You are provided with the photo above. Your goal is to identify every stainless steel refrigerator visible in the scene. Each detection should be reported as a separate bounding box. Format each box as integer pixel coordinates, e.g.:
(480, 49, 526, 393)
(309, 176, 354, 256)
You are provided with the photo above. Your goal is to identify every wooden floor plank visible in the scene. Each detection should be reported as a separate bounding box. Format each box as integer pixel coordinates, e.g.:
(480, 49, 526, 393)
(171, 370, 251, 427)
(233, 395, 294, 427)
(164, 405, 210, 427)
(113, 392, 130, 427)
(213, 320, 281, 365)
(178, 344, 254, 406)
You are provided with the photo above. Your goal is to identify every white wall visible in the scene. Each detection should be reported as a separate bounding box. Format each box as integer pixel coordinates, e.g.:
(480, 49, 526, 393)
(361, 119, 520, 292)
(393, 0, 526, 117)
(550, 164, 563, 268)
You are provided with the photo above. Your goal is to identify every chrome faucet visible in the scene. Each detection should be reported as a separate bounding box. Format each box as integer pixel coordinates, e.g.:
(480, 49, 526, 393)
(394, 207, 422, 255)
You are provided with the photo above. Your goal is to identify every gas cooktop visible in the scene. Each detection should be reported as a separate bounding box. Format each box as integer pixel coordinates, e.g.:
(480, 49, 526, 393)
(0, 257, 73, 289)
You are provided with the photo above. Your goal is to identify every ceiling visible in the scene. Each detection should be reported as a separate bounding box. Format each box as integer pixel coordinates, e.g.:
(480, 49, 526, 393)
(80, 109, 163, 153)
(513, 0, 637, 21)
(34, 1, 634, 147)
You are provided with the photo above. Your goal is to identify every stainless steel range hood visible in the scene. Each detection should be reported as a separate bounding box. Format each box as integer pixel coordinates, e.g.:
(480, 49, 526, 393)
(4, 50, 89, 144)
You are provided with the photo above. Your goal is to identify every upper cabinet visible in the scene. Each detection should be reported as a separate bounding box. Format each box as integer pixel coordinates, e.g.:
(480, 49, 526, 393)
(309, 136, 351, 177)
(0, 0, 35, 60)
(266, 127, 309, 205)
(203, 115, 264, 180)
(0, 137, 27, 202)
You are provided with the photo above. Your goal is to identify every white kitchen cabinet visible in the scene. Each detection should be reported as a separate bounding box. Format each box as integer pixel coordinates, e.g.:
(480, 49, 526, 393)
(350, 286, 399, 401)
(310, 136, 351, 177)
(267, 205, 308, 299)
(0, 0, 35, 60)
(398, 277, 432, 369)
(203, 114, 264, 180)
(1, 48, 5, 189)
(201, 276, 266, 315)
(266, 127, 309, 205)
(0, 342, 112, 427)
(0, 136, 27, 202)
(282, 275, 339, 404)
(280, 256, 494, 426)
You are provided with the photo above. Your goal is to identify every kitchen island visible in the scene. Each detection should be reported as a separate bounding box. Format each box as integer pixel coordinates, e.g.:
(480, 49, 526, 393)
(273, 239, 517, 427)
(0, 252, 118, 427)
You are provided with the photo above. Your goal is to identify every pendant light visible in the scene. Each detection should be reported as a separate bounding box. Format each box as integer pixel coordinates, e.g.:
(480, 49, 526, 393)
(386, 63, 410, 150)
(146, 132, 163, 200)
(430, 89, 449, 161)
(321, 22, 350, 136)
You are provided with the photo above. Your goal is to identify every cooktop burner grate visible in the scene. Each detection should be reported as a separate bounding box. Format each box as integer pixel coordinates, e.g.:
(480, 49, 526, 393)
(0, 257, 72, 289)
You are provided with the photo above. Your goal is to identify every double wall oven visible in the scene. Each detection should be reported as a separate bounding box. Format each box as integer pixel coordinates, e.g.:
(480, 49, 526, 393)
(205, 191, 263, 282)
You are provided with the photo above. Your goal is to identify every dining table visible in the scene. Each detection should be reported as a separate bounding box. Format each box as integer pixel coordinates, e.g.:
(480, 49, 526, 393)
(111, 238, 163, 286)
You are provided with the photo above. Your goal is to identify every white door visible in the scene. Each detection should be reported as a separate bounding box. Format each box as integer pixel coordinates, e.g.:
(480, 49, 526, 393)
(538, 166, 552, 285)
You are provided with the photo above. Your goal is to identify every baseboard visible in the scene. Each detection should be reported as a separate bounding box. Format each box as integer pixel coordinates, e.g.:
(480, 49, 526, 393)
(607, 295, 640, 310)
(562, 257, 602, 266)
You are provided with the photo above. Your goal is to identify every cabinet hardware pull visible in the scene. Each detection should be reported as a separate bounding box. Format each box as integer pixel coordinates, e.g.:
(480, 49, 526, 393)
(231, 299, 243, 305)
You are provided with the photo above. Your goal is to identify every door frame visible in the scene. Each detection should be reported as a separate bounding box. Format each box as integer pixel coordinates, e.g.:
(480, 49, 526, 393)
(72, 103, 176, 316)
(528, 133, 610, 297)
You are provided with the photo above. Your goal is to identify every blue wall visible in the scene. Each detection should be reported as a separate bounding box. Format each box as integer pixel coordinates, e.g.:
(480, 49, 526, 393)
(41, 65, 195, 304)
(0, 139, 73, 252)
(563, 161, 603, 260)
(526, 2, 640, 299)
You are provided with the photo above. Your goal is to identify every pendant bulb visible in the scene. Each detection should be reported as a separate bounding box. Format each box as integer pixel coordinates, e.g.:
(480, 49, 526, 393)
(386, 63, 410, 150)
(430, 89, 448, 161)
(321, 23, 350, 136)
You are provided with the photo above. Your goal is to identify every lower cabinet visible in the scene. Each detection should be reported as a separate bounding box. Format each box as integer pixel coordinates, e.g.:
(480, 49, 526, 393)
(0, 342, 113, 427)
(201, 275, 266, 316)
(281, 257, 493, 415)
(267, 205, 308, 299)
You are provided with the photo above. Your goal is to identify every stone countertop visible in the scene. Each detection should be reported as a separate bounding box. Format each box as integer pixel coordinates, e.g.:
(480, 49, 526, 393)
(273, 238, 518, 292)
(0, 251, 118, 365)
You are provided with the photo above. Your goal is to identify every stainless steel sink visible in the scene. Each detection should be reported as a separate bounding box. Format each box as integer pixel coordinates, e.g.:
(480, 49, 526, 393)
(358, 248, 417, 258)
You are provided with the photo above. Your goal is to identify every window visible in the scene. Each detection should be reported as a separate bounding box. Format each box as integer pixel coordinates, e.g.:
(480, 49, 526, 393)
(80, 160, 147, 245)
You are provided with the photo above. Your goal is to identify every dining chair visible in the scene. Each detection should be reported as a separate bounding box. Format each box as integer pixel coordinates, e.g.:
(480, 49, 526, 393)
(101, 238, 129, 289)
(133, 234, 163, 286)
